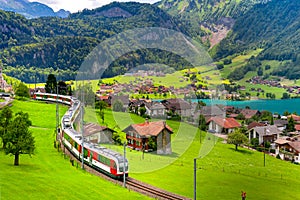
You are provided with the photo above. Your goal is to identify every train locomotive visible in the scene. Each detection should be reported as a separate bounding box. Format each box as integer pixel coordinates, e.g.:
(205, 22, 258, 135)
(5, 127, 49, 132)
(33, 92, 129, 179)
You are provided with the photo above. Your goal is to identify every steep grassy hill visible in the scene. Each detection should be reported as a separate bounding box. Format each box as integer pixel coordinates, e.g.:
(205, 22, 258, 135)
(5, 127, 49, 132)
(211, 0, 300, 79)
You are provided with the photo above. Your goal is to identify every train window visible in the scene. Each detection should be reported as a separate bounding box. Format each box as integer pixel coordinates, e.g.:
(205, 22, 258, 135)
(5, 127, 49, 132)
(83, 149, 88, 158)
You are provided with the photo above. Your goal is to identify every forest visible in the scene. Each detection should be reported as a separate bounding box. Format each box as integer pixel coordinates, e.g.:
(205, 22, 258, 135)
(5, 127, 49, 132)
(1, 0, 300, 81)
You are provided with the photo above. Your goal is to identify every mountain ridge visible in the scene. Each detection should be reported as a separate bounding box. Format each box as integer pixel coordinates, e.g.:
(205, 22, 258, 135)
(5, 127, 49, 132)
(0, 0, 70, 18)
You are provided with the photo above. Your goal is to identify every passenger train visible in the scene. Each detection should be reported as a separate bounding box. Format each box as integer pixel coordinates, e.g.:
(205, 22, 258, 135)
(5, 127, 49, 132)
(33, 92, 129, 179)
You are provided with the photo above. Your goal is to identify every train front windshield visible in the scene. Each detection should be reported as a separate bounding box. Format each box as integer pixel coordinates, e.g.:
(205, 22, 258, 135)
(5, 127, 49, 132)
(119, 161, 128, 172)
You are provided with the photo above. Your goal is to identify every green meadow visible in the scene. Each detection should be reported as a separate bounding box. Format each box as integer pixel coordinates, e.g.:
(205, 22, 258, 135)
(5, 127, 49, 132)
(87, 108, 300, 200)
(0, 100, 150, 200)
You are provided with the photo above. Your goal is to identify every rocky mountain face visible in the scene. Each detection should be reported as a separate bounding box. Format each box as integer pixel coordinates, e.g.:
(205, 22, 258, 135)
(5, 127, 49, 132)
(0, 0, 70, 18)
(157, 0, 271, 47)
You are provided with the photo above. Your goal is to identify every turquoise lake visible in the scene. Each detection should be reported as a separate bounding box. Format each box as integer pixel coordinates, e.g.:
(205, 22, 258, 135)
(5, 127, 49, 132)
(153, 98, 300, 114)
(197, 99, 300, 114)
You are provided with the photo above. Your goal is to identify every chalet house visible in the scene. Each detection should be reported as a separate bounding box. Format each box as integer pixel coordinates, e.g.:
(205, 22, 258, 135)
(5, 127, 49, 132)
(192, 105, 225, 124)
(123, 120, 173, 155)
(97, 95, 110, 105)
(200, 105, 225, 119)
(145, 102, 167, 118)
(161, 98, 192, 117)
(83, 123, 114, 144)
(274, 119, 288, 131)
(275, 137, 300, 163)
(207, 117, 241, 134)
(110, 95, 129, 111)
(295, 124, 300, 132)
(287, 114, 300, 123)
(247, 121, 265, 130)
(240, 109, 261, 119)
(248, 125, 281, 145)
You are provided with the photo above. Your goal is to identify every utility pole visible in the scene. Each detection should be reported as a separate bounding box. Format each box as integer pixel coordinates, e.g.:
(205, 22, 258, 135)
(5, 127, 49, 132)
(81, 102, 84, 169)
(264, 127, 266, 167)
(56, 70, 59, 141)
(123, 142, 126, 188)
(194, 156, 201, 200)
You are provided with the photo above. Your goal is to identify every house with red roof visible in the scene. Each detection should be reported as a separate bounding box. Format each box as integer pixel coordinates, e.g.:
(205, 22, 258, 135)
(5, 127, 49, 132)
(123, 120, 173, 154)
(207, 117, 241, 134)
(288, 114, 300, 123)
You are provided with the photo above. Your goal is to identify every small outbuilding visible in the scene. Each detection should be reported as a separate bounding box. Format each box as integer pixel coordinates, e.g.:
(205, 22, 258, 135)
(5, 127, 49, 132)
(83, 123, 114, 144)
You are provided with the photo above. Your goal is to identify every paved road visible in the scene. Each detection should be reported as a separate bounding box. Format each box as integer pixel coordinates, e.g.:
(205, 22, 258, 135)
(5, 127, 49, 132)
(0, 97, 12, 109)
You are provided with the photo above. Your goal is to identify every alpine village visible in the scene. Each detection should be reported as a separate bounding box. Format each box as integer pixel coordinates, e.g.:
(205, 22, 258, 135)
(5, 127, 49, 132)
(1, 0, 300, 200)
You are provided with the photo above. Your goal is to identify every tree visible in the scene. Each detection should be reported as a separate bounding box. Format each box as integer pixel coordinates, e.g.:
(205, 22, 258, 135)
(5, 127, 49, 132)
(216, 63, 224, 70)
(74, 83, 95, 106)
(96, 101, 107, 123)
(198, 114, 207, 131)
(3, 112, 35, 165)
(57, 81, 68, 95)
(286, 117, 296, 132)
(45, 74, 57, 94)
(257, 67, 263, 76)
(0, 107, 13, 148)
(227, 129, 248, 151)
(139, 106, 146, 117)
(15, 82, 30, 98)
(112, 100, 124, 112)
(96, 101, 108, 112)
(281, 92, 290, 99)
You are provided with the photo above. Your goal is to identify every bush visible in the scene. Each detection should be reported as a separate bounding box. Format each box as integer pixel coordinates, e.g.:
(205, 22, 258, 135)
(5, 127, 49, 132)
(270, 149, 276, 154)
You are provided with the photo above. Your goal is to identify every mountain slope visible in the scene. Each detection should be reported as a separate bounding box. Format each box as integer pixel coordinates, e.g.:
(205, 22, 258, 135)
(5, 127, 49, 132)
(157, 0, 271, 47)
(211, 0, 300, 79)
(0, 0, 70, 18)
(212, 0, 300, 59)
(0, 2, 202, 82)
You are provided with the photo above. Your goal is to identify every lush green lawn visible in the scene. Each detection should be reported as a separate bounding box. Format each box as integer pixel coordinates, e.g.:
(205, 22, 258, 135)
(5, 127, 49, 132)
(85, 109, 300, 199)
(0, 100, 150, 200)
(131, 129, 300, 200)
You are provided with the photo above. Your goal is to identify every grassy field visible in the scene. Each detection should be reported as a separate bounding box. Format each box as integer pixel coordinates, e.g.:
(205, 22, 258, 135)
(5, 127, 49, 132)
(0, 100, 150, 200)
(2, 100, 300, 199)
(130, 130, 300, 199)
(84, 107, 300, 199)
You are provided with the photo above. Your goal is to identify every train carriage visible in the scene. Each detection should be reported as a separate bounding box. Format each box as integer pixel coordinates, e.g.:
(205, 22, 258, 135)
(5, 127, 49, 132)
(34, 92, 128, 179)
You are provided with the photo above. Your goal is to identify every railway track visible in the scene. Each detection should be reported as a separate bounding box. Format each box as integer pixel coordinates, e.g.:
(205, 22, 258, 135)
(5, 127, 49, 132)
(61, 144, 190, 200)
(126, 177, 190, 200)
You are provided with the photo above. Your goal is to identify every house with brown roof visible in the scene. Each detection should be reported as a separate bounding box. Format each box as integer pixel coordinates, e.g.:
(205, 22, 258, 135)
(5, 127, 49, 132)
(247, 121, 265, 130)
(123, 120, 173, 154)
(206, 117, 241, 134)
(110, 95, 130, 111)
(275, 137, 300, 163)
(248, 125, 281, 145)
(83, 123, 115, 144)
(240, 109, 261, 119)
(161, 98, 192, 117)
